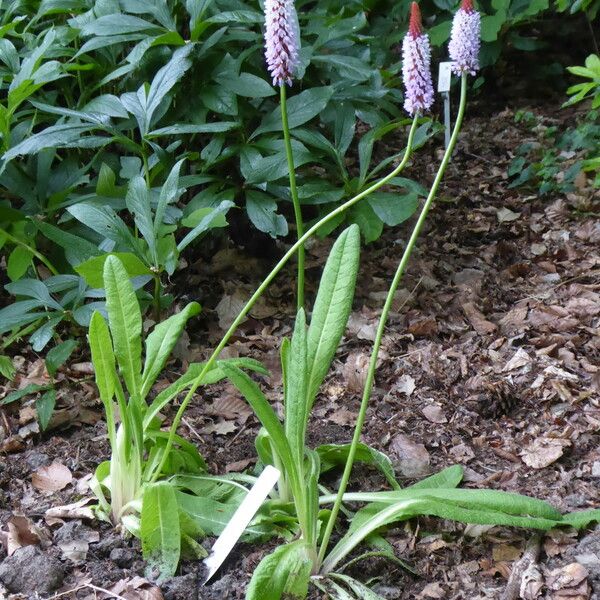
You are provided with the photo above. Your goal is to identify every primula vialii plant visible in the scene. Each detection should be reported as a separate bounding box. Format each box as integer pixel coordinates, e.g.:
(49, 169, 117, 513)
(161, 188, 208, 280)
(86, 1, 600, 597)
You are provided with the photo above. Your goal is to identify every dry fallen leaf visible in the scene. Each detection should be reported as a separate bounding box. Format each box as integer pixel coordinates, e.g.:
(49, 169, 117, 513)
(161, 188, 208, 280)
(503, 348, 532, 372)
(45, 498, 96, 523)
(417, 582, 446, 599)
(492, 544, 522, 562)
(396, 374, 416, 397)
(521, 438, 571, 469)
(201, 420, 237, 436)
(32, 462, 73, 492)
(389, 434, 430, 477)
(546, 563, 590, 599)
(463, 302, 497, 335)
(342, 352, 370, 394)
(422, 403, 447, 424)
(496, 207, 520, 223)
(2, 515, 44, 555)
(106, 576, 164, 600)
(215, 291, 247, 330)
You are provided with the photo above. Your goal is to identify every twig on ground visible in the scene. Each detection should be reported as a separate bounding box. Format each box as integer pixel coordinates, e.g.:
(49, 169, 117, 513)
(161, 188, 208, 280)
(500, 533, 542, 600)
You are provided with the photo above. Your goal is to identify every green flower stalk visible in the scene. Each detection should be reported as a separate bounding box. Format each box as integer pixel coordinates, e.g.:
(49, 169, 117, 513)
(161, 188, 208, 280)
(264, 0, 305, 308)
(317, 74, 469, 568)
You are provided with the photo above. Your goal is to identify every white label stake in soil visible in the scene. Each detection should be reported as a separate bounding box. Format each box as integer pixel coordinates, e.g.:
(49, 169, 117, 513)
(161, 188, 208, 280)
(438, 61, 454, 149)
(202, 465, 281, 584)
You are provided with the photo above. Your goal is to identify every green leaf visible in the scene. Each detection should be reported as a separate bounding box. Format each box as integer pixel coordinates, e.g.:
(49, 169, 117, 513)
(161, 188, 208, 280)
(5, 279, 63, 310)
(88, 312, 117, 446)
(36, 221, 99, 267)
(75, 253, 153, 288)
(246, 191, 288, 238)
(144, 358, 268, 428)
(2, 124, 105, 162)
(36, 389, 56, 430)
(0, 356, 16, 380)
(328, 574, 387, 600)
(103, 256, 142, 400)
(126, 176, 156, 264)
(7, 246, 33, 281)
(247, 541, 312, 600)
(317, 443, 400, 490)
(155, 160, 185, 235)
(405, 465, 463, 490)
(217, 362, 296, 477)
(367, 192, 419, 227)
(350, 202, 383, 243)
(1, 383, 50, 406)
(45, 339, 78, 378)
(283, 309, 308, 464)
(81, 14, 164, 36)
(222, 72, 276, 98)
(136, 44, 193, 135)
(312, 55, 373, 82)
(67, 203, 138, 250)
(253, 87, 334, 137)
(141, 482, 181, 583)
(141, 302, 201, 398)
(176, 200, 234, 252)
(306, 225, 360, 407)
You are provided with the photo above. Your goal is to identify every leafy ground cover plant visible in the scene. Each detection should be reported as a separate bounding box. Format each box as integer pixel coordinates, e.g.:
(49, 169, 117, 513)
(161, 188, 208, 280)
(87, 254, 271, 579)
(0, 338, 77, 428)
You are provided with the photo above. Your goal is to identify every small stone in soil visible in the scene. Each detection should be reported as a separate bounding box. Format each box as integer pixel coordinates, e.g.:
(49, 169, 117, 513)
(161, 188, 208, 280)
(109, 547, 136, 568)
(0, 544, 64, 594)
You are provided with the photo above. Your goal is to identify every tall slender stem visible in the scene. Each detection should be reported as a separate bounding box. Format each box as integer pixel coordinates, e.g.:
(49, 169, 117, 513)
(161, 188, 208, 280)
(149, 116, 420, 483)
(0, 228, 59, 276)
(317, 74, 468, 569)
(280, 85, 305, 309)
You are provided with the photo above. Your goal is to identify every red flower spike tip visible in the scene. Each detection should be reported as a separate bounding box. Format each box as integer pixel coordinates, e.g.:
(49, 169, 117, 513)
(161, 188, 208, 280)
(461, 0, 475, 13)
(409, 2, 423, 38)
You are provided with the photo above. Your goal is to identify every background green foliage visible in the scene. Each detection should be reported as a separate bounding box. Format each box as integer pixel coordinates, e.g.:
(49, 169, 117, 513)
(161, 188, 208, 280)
(0, 0, 596, 380)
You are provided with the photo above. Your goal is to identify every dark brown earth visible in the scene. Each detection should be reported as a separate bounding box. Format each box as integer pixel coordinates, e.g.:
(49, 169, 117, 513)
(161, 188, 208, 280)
(0, 100, 599, 600)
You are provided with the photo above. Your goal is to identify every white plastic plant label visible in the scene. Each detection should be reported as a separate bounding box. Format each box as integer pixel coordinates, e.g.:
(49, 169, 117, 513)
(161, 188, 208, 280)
(202, 465, 281, 584)
(438, 61, 454, 92)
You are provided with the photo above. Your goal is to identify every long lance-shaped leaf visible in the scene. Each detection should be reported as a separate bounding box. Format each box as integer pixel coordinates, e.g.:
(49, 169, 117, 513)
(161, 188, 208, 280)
(103, 256, 142, 401)
(323, 496, 569, 574)
(126, 176, 157, 266)
(217, 362, 296, 480)
(306, 225, 360, 408)
(283, 308, 308, 465)
(141, 302, 201, 399)
(88, 311, 117, 447)
(144, 358, 268, 429)
(154, 159, 185, 235)
(322, 487, 563, 522)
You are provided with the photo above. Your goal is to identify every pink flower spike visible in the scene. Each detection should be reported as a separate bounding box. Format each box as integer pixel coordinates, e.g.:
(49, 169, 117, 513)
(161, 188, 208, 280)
(264, 0, 300, 87)
(402, 2, 434, 116)
(448, 0, 481, 76)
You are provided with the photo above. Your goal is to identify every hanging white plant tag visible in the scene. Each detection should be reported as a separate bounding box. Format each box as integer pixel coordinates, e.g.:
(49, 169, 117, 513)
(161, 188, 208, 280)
(438, 61, 454, 92)
(202, 465, 280, 584)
